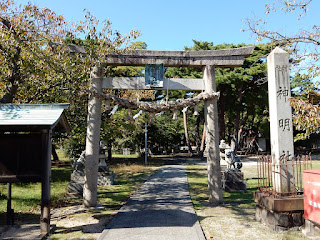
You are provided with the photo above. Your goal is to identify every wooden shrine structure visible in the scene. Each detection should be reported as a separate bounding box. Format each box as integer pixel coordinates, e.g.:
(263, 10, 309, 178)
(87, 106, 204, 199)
(0, 104, 70, 234)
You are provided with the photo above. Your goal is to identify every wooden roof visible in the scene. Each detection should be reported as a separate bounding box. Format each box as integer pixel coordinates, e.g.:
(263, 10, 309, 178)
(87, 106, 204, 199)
(0, 104, 70, 132)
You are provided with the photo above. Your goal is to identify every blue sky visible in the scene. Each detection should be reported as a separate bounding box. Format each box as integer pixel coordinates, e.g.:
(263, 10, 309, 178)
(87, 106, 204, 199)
(22, 0, 318, 51)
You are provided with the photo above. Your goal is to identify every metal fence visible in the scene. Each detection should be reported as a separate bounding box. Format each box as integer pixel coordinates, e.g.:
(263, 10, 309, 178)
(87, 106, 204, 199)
(257, 154, 312, 197)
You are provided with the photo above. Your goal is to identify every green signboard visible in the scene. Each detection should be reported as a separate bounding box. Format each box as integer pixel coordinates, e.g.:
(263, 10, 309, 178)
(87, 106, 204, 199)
(145, 64, 164, 88)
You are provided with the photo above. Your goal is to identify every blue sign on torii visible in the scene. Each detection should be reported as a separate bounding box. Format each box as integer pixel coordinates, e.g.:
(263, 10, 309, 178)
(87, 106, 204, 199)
(145, 64, 164, 88)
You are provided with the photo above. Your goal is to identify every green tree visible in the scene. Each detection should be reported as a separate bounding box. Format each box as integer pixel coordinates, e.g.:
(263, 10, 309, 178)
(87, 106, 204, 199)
(167, 40, 273, 153)
(149, 112, 184, 154)
(150, 89, 202, 156)
(0, 1, 72, 103)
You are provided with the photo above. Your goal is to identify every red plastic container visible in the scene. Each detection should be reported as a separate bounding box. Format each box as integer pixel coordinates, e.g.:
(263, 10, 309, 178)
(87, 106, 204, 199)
(304, 169, 320, 223)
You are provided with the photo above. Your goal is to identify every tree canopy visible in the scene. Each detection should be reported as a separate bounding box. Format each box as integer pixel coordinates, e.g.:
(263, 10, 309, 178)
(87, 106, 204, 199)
(166, 40, 274, 152)
(0, 0, 141, 157)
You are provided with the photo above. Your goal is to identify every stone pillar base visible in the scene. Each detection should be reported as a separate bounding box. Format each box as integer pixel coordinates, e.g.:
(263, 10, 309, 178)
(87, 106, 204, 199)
(221, 170, 247, 192)
(67, 170, 114, 197)
(255, 204, 304, 231)
(254, 192, 304, 231)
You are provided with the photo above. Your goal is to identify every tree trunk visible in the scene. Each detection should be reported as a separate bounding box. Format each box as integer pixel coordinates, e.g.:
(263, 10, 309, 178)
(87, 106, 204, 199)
(218, 84, 227, 140)
(231, 83, 244, 153)
(195, 114, 201, 155)
(52, 145, 59, 162)
(237, 110, 249, 150)
(231, 111, 241, 153)
(0, 82, 18, 103)
(107, 142, 112, 162)
(0, 46, 21, 103)
(183, 110, 193, 156)
(199, 124, 206, 158)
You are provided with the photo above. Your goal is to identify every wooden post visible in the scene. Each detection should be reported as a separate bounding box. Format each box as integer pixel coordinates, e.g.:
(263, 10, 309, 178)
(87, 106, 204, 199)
(84, 66, 103, 207)
(203, 65, 223, 206)
(6, 183, 13, 225)
(40, 129, 52, 234)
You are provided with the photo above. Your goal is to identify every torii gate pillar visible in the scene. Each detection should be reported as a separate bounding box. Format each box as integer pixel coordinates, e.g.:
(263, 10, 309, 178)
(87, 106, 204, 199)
(203, 65, 223, 205)
(84, 66, 103, 207)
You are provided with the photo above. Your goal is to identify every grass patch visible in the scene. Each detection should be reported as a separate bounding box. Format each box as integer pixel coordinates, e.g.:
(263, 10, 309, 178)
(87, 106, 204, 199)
(187, 163, 258, 211)
(112, 153, 140, 159)
(0, 165, 73, 224)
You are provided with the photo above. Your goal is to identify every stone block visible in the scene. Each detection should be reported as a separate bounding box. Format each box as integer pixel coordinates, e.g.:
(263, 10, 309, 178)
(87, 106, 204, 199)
(70, 171, 85, 184)
(261, 207, 268, 222)
(222, 180, 247, 192)
(97, 171, 114, 186)
(221, 170, 246, 192)
(255, 205, 262, 222)
(264, 210, 292, 229)
(266, 210, 275, 226)
(68, 182, 83, 196)
(256, 205, 305, 231)
(292, 212, 304, 226)
(68, 170, 114, 197)
(275, 212, 290, 228)
(221, 170, 244, 182)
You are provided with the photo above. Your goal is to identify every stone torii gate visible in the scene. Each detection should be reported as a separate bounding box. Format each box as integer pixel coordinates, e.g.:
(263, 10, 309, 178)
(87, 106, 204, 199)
(84, 46, 254, 207)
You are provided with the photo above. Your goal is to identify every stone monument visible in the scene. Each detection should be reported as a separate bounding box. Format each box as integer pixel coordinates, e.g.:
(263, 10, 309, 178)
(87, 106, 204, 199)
(68, 142, 114, 197)
(254, 47, 304, 230)
(268, 47, 295, 193)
